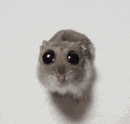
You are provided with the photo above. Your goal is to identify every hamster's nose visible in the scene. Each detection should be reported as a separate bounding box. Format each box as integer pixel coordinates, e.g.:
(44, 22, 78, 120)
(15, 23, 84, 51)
(56, 65, 66, 74)
(56, 74, 66, 83)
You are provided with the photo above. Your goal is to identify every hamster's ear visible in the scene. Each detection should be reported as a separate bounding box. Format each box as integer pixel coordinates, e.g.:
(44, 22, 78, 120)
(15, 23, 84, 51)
(42, 40, 48, 46)
(40, 40, 48, 49)
(80, 41, 95, 62)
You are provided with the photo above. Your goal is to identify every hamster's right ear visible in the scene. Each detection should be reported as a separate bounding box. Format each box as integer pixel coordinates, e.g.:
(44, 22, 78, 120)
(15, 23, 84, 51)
(79, 41, 95, 63)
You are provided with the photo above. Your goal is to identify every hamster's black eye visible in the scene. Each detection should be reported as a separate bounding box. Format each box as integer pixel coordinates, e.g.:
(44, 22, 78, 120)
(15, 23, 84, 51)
(67, 51, 79, 65)
(42, 50, 55, 64)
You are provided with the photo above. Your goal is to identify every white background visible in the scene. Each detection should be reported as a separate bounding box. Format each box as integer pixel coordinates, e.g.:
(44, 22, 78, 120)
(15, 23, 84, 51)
(0, 0, 130, 124)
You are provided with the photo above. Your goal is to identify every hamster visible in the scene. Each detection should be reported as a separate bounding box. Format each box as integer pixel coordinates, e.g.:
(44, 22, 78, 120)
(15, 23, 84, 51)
(37, 30, 95, 98)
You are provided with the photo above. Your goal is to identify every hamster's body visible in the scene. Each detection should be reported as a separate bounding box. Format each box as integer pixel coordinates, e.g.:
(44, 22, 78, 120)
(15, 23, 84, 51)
(37, 30, 95, 98)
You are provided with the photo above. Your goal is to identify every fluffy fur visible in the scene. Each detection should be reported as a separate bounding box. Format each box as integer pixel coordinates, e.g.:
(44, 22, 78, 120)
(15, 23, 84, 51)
(37, 30, 95, 98)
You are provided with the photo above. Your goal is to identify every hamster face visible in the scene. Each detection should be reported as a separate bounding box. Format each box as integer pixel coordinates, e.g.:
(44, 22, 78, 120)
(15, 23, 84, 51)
(37, 41, 94, 97)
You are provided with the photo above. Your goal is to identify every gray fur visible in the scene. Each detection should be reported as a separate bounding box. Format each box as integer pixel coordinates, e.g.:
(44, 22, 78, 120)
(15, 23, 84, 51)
(37, 29, 95, 98)
(37, 29, 96, 121)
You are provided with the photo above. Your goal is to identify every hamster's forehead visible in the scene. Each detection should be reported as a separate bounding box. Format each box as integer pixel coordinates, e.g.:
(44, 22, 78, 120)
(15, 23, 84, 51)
(44, 41, 81, 54)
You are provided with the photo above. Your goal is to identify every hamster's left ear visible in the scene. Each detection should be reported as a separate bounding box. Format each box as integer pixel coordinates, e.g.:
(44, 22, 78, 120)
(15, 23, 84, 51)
(42, 40, 48, 46)
(80, 41, 95, 63)
(40, 40, 48, 49)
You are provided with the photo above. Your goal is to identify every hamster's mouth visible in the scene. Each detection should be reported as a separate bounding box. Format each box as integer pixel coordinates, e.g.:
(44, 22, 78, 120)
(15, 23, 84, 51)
(56, 81, 67, 87)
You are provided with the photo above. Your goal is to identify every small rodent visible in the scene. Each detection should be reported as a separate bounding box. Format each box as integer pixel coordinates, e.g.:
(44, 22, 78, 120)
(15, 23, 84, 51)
(37, 29, 95, 98)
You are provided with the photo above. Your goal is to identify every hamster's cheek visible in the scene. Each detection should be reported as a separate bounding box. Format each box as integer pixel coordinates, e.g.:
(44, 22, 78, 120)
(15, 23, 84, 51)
(66, 70, 75, 82)
(44, 75, 62, 90)
(45, 75, 57, 86)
